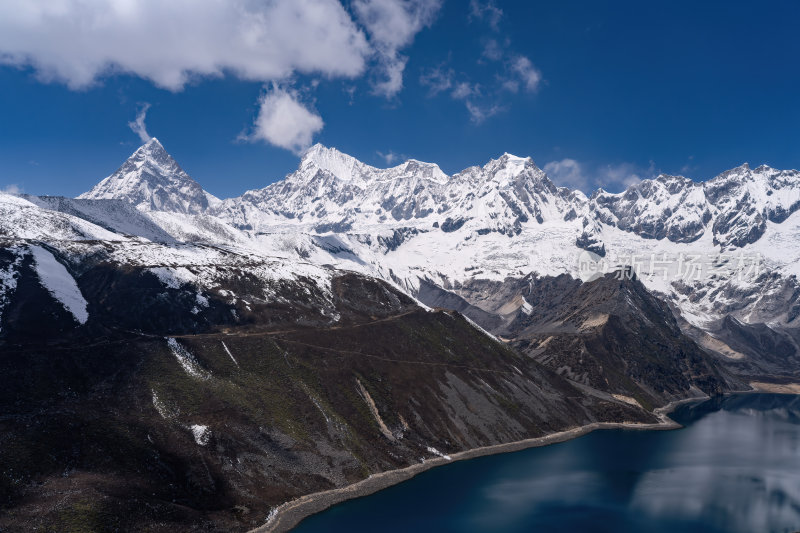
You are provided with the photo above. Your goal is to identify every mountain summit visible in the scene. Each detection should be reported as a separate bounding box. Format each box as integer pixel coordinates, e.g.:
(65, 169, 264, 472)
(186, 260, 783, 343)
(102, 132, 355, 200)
(79, 138, 219, 214)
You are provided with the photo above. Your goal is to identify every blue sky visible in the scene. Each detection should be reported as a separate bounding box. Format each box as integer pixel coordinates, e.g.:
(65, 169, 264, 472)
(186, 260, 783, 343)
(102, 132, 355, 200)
(1, 0, 799, 198)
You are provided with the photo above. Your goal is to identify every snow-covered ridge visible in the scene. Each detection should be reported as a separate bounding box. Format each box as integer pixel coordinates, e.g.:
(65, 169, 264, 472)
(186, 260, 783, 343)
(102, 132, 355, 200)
(301, 143, 449, 186)
(592, 163, 800, 249)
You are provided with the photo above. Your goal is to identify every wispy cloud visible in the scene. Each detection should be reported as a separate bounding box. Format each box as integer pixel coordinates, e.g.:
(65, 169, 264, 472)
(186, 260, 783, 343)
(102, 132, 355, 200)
(601, 161, 654, 190)
(469, 0, 503, 31)
(510, 56, 541, 92)
(543, 159, 587, 190)
(544, 158, 658, 193)
(680, 155, 697, 175)
(376, 149, 407, 165)
(465, 101, 504, 123)
(1, 184, 22, 195)
(420, 54, 539, 123)
(420, 3, 541, 124)
(128, 103, 152, 143)
(481, 39, 504, 62)
(420, 64, 454, 96)
(451, 81, 479, 100)
(244, 84, 324, 155)
(420, 65, 499, 123)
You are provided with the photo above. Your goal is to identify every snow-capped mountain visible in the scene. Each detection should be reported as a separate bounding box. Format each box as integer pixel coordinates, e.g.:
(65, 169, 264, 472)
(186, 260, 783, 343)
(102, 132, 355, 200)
(79, 138, 220, 214)
(4, 138, 799, 375)
(68, 140, 800, 328)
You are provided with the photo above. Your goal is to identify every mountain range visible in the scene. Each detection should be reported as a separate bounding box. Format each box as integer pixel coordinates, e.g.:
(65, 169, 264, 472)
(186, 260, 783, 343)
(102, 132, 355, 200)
(1, 138, 798, 531)
(76, 138, 800, 362)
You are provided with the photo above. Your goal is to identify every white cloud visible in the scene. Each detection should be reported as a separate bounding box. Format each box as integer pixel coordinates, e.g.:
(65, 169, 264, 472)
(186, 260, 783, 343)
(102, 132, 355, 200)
(500, 79, 520, 93)
(511, 56, 541, 92)
(246, 85, 324, 155)
(0, 0, 370, 91)
(128, 103, 151, 143)
(353, 0, 443, 97)
(343, 84, 357, 105)
(373, 55, 408, 97)
(420, 65, 480, 101)
(544, 159, 656, 193)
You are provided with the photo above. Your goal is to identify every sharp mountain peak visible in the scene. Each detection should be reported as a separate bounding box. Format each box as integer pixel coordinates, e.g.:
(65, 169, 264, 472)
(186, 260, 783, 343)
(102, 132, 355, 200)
(78, 137, 218, 214)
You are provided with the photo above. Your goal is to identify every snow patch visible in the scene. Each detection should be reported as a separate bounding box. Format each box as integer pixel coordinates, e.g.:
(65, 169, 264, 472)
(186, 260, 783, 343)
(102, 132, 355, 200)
(166, 337, 209, 379)
(462, 314, 502, 344)
(29, 245, 89, 324)
(309, 394, 331, 424)
(0, 248, 22, 332)
(151, 390, 175, 419)
(426, 446, 451, 461)
(221, 341, 239, 367)
(190, 424, 211, 446)
(149, 266, 197, 289)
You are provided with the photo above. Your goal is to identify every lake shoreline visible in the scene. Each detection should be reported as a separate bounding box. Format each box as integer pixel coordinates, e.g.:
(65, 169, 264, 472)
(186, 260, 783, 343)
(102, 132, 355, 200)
(250, 395, 704, 533)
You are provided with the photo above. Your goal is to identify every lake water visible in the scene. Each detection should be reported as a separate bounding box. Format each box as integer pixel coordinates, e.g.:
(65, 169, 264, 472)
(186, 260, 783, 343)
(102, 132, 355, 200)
(293, 394, 800, 533)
